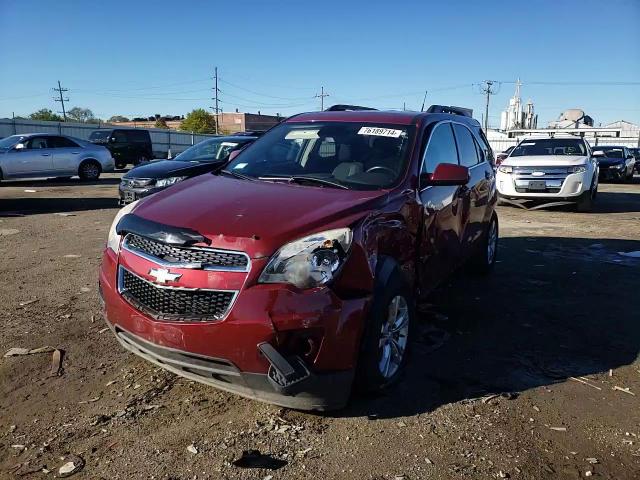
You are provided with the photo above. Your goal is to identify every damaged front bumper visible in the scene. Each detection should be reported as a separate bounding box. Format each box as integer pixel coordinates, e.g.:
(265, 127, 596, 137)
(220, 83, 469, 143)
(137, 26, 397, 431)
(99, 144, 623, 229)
(99, 248, 369, 411)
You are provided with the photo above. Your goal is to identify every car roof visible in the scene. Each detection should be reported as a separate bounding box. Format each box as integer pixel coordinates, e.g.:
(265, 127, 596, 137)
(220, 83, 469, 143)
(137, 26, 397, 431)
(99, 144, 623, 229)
(285, 109, 481, 128)
(593, 145, 625, 149)
(518, 135, 587, 141)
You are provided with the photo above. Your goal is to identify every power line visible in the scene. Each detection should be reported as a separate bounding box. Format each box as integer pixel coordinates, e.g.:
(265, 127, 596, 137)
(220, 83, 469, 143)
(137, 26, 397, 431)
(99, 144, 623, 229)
(52, 80, 69, 121)
(314, 86, 329, 111)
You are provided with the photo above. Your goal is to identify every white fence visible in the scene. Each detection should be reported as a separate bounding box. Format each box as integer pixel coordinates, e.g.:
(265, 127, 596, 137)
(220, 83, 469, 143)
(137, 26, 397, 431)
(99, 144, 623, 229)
(0, 118, 217, 158)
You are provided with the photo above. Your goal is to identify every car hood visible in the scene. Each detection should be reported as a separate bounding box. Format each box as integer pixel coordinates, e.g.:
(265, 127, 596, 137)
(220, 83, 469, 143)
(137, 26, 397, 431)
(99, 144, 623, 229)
(502, 155, 588, 167)
(131, 175, 388, 258)
(124, 160, 222, 179)
(596, 157, 625, 166)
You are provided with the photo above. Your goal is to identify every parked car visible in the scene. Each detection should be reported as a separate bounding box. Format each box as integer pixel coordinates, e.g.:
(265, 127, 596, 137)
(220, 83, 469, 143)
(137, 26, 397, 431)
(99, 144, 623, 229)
(118, 135, 257, 204)
(630, 147, 640, 173)
(495, 145, 515, 165)
(592, 146, 636, 182)
(0, 133, 114, 182)
(233, 130, 267, 137)
(99, 105, 498, 410)
(89, 129, 153, 169)
(496, 136, 598, 211)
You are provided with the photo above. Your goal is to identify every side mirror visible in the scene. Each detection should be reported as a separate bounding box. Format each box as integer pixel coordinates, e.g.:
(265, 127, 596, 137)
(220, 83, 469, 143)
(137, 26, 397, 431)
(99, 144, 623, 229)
(422, 163, 469, 187)
(228, 149, 241, 162)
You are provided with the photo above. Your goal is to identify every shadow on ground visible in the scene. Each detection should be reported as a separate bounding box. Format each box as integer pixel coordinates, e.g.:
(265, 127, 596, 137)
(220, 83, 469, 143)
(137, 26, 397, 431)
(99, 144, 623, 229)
(1, 196, 119, 215)
(340, 236, 640, 419)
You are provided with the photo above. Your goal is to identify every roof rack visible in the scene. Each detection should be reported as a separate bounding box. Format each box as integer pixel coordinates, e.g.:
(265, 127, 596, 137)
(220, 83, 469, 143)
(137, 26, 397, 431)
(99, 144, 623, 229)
(426, 105, 473, 117)
(325, 104, 378, 112)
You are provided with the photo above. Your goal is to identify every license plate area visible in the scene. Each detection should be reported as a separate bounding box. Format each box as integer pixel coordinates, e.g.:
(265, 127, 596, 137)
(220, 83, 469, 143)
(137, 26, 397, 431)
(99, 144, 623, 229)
(528, 180, 546, 190)
(123, 191, 136, 202)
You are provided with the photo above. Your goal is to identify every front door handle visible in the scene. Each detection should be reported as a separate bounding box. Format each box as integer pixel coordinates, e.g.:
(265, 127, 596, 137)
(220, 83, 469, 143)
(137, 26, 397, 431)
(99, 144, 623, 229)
(41, 153, 50, 156)
(71, 152, 79, 154)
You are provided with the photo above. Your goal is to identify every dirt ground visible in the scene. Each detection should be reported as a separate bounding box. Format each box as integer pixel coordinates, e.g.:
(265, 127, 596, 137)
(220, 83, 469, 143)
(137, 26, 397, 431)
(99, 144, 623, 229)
(1, 173, 639, 479)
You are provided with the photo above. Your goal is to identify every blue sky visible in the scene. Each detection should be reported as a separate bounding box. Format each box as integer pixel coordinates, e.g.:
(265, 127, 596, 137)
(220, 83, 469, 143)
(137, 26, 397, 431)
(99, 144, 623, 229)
(1, 0, 639, 127)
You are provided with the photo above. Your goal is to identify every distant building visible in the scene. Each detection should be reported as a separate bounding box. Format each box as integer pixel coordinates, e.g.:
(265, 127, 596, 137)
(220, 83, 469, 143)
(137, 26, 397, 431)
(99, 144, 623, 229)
(603, 120, 640, 138)
(216, 112, 282, 133)
(548, 109, 594, 129)
(499, 79, 537, 130)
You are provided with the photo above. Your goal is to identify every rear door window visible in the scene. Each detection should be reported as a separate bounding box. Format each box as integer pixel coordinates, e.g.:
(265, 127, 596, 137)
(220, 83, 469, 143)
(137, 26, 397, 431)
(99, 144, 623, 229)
(422, 123, 458, 174)
(112, 131, 128, 143)
(452, 124, 479, 168)
(49, 136, 79, 148)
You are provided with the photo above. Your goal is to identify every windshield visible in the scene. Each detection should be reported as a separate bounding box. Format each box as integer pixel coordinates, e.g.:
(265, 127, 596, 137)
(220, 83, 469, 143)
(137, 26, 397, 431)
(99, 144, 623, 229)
(510, 138, 586, 157)
(593, 147, 624, 159)
(225, 122, 415, 190)
(174, 138, 243, 162)
(0, 135, 24, 149)
(89, 131, 110, 142)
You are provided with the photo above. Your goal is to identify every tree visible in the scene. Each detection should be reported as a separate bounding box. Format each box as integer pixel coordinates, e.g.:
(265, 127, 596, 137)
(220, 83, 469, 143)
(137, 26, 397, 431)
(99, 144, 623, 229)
(67, 107, 95, 123)
(29, 109, 63, 122)
(108, 115, 129, 123)
(154, 118, 169, 129)
(180, 108, 216, 134)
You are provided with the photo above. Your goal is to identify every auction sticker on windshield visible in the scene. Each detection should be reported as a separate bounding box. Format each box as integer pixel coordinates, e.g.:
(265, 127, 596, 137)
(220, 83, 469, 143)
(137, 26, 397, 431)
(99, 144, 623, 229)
(358, 127, 403, 138)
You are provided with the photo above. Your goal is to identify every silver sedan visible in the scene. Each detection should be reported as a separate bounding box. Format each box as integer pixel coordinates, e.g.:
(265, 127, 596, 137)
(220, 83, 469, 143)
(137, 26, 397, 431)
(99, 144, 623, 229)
(0, 133, 115, 181)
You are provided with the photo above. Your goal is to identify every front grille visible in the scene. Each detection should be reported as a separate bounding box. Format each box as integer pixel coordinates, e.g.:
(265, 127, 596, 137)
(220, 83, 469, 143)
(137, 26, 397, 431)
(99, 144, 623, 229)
(119, 267, 236, 321)
(124, 234, 249, 270)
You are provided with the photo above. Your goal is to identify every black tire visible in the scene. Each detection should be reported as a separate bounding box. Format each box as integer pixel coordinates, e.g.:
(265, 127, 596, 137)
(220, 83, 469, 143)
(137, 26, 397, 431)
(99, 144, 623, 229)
(356, 264, 414, 393)
(115, 162, 126, 170)
(134, 155, 148, 166)
(576, 181, 596, 212)
(78, 160, 101, 181)
(469, 212, 499, 274)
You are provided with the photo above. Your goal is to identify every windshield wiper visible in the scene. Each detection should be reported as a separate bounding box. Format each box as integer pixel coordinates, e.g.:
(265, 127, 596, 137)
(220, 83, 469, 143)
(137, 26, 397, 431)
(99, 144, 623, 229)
(258, 175, 349, 190)
(220, 169, 255, 181)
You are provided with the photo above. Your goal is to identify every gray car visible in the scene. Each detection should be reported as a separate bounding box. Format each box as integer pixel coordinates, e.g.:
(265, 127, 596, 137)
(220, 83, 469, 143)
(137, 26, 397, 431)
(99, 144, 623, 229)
(0, 133, 115, 182)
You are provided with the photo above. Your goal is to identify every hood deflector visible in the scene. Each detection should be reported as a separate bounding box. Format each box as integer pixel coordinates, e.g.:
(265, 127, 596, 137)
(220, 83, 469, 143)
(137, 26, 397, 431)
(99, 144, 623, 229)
(116, 213, 211, 246)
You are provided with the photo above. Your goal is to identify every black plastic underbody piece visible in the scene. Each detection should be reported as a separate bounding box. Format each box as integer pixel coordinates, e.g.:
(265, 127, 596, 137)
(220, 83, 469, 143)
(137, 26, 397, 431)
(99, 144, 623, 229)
(116, 213, 210, 246)
(257, 342, 311, 395)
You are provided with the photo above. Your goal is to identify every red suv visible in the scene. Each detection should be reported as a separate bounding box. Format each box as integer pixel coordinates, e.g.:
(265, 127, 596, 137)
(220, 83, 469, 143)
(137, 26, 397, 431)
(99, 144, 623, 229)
(99, 105, 498, 410)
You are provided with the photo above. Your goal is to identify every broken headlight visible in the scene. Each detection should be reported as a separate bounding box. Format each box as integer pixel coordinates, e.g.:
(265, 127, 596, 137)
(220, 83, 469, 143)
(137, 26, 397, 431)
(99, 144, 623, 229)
(498, 165, 513, 174)
(156, 176, 187, 187)
(107, 200, 139, 254)
(258, 228, 352, 289)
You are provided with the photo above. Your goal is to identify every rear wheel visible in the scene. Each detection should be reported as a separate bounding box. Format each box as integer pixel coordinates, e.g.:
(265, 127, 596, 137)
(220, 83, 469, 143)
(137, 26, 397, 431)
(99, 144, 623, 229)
(78, 160, 101, 181)
(356, 267, 413, 392)
(134, 155, 149, 166)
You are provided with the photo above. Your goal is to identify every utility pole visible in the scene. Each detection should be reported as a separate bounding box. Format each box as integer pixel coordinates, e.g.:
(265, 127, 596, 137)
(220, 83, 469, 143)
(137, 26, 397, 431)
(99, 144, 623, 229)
(53, 80, 69, 121)
(480, 80, 498, 132)
(420, 90, 428, 112)
(314, 86, 329, 111)
(212, 67, 220, 134)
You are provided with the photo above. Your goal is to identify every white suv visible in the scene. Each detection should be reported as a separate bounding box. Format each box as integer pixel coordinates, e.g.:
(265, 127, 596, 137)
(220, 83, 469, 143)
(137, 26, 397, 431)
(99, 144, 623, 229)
(496, 136, 598, 212)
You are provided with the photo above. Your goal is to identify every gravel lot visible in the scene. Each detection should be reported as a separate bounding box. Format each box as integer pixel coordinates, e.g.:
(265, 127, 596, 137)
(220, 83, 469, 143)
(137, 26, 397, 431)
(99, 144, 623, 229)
(1, 173, 639, 479)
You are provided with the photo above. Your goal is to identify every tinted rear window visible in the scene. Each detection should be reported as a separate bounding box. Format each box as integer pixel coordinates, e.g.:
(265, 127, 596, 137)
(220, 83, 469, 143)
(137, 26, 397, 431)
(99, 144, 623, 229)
(125, 130, 150, 143)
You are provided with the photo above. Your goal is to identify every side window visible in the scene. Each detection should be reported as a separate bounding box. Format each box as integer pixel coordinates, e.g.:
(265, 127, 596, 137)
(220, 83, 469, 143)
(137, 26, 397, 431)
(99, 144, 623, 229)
(49, 136, 79, 148)
(112, 131, 127, 143)
(421, 123, 458, 174)
(452, 124, 479, 168)
(26, 137, 49, 149)
(128, 130, 149, 143)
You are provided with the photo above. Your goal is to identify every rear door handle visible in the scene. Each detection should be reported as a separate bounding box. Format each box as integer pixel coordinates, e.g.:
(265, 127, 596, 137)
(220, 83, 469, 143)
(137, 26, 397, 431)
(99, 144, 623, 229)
(41, 153, 50, 156)
(71, 151, 80, 154)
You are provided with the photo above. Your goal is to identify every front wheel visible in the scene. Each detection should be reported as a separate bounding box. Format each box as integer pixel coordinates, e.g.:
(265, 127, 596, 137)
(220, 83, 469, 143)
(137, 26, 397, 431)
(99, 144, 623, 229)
(356, 267, 413, 393)
(469, 213, 498, 274)
(576, 182, 596, 212)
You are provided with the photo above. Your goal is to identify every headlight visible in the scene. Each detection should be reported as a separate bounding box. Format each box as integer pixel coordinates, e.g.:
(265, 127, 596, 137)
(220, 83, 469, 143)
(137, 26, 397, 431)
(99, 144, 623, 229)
(258, 228, 353, 289)
(614, 163, 625, 169)
(107, 200, 139, 253)
(156, 176, 187, 187)
(567, 166, 587, 174)
(498, 166, 513, 174)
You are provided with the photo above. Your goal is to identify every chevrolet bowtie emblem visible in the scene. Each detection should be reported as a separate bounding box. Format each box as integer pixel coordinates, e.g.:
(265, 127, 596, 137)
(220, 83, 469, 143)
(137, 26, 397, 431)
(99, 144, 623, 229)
(148, 268, 182, 284)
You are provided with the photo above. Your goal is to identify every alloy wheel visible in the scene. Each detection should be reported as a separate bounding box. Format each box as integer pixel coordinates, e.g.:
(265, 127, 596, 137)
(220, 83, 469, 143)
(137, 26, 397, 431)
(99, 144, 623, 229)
(378, 295, 409, 379)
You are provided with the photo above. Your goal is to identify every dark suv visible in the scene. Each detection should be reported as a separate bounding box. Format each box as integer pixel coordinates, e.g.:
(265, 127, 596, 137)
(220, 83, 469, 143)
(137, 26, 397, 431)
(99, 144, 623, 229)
(89, 129, 153, 169)
(99, 105, 498, 410)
